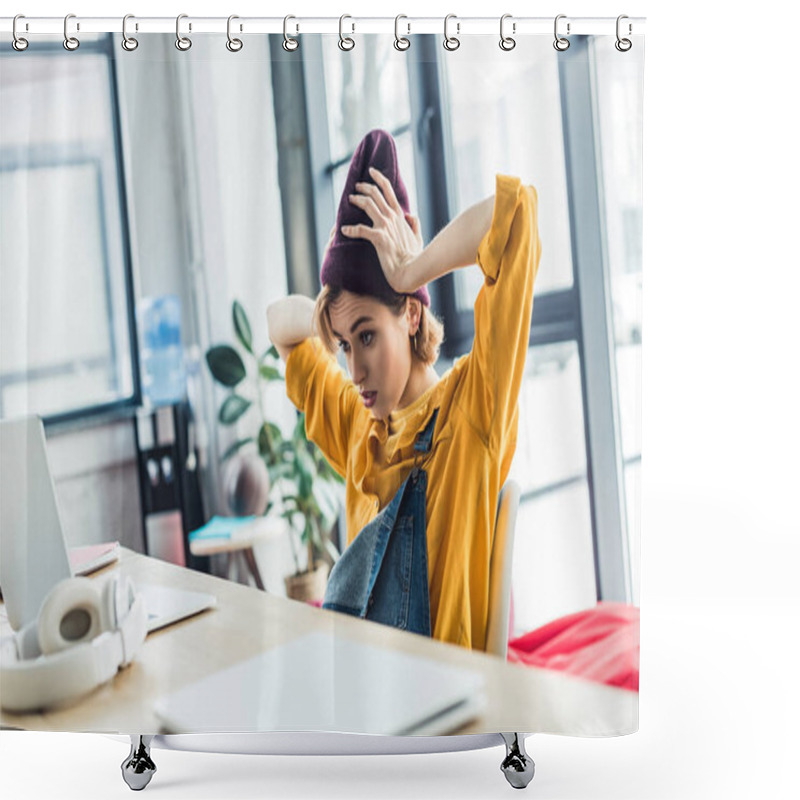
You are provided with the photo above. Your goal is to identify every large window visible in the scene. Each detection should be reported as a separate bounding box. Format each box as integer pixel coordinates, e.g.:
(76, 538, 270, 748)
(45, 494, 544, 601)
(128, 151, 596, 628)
(441, 36, 641, 629)
(440, 37, 606, 629)
(442, 42, 575, 302)
(319, 35, 420, 235)
(0, 36, 138, 425)
(593, 40, 644, 606)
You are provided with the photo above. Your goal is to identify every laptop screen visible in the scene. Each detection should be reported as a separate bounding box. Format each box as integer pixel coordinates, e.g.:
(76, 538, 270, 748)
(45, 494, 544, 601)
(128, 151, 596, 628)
(0, 415, 73, 631)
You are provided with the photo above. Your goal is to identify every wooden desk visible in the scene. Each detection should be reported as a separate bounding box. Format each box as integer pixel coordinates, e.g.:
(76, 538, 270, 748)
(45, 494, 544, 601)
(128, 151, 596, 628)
(1, 547, 636, 735)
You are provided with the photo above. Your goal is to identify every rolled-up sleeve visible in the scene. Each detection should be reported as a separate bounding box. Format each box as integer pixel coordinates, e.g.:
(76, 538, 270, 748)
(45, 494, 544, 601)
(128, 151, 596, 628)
(460, 173, 541, 452)
(285, 336, 359, 476)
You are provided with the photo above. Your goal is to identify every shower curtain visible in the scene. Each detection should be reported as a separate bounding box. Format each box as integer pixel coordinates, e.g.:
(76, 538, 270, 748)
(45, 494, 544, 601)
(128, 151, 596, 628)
(0, 18, 643, 740)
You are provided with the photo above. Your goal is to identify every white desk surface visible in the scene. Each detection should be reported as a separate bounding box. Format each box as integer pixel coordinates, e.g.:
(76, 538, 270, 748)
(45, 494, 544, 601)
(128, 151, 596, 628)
(0, 547, 636, 736)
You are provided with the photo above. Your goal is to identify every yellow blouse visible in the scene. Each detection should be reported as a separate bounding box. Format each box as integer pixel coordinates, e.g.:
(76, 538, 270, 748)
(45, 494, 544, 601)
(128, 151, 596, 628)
(285, 173, 541, 650)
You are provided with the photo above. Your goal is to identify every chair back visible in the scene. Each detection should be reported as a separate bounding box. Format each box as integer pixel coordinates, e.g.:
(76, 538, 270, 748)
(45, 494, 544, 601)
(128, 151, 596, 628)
(485, 479, 521, 658)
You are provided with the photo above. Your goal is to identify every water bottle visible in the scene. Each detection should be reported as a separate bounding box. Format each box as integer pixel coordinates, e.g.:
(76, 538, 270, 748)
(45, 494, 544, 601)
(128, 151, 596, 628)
(137, 294, 187, 407)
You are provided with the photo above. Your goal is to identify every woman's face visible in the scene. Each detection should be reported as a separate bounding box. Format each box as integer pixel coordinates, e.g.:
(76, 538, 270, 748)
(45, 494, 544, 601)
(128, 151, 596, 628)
(328, 290, 418, 421)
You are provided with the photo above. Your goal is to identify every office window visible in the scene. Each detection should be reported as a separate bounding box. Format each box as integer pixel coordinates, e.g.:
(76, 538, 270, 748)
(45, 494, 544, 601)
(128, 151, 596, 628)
(509, 341, 587, 494)
(441, 40, 575, 307)
(512, 478, 596, 633)
(320, 35, 420, 230)
(440, 40, 600, 628)
(502, 331, 606, 631)
(593, 42, 643, 605)
(0, 39, 137, 424)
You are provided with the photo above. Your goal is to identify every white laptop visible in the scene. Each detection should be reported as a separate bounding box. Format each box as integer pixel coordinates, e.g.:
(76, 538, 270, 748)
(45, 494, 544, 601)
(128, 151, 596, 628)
(0, 415, 216, 634)
(155, 630, 487, 736)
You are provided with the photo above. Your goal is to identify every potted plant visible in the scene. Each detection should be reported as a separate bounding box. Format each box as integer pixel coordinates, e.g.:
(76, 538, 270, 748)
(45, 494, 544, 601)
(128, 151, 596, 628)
(205, 300, 343, 602)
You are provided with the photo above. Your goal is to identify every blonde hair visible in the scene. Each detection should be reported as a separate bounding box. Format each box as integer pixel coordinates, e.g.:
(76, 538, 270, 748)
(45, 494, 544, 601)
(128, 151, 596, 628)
(313, 284, 444, 367)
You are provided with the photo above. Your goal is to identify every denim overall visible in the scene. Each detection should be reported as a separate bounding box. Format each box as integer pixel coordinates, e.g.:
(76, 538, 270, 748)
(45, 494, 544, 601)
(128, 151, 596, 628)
(322, 408, 440, 638)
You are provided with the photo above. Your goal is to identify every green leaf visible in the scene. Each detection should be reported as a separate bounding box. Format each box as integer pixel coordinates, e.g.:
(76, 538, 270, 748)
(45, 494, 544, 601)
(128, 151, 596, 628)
(206, 345, 247, 387)
(295, 448, 316, 498)
(279, 509, 300, 532)
(308, 520, 324, 553)
(233, 301, 253, 354)
(312, 480, 338, 529)
(257, 422, 273, 458)
(220, 437, 255, 461)
(218, 394, 252, 425)
(259, 423, 286, 463)
(293, 412, 307, 444)
(318, 462, 345, 485)
(314, 451, 341, 482)
(258, 364, 282, 382)
(297, 446, 316, 474)
(267, 462, 294, 485)
(259, 344, 279, 362)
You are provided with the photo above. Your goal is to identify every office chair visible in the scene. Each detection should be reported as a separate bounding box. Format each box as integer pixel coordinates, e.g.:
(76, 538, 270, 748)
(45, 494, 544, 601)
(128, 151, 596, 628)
(485, 479, 521, 658)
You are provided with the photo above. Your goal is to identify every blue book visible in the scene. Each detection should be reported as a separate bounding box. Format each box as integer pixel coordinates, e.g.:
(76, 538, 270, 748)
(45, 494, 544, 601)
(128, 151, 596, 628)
(189, 515, 258, 541)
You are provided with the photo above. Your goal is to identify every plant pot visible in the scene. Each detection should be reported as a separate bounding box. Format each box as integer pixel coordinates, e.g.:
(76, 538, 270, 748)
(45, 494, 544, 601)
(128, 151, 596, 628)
(284, 560, 330, 603)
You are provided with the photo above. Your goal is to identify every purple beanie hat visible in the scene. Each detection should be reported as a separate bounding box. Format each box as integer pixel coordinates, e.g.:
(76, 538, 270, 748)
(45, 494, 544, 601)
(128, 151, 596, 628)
(320, 128, 430, 308)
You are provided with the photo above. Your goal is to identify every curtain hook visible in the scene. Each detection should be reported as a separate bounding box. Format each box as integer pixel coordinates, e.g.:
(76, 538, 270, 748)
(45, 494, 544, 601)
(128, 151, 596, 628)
(12, 14, 29, 51)
(121, 14, 138, 51)
(443, 13, 460, 51)
(283, 15, 299, 51)
(175, 13, 192, 51)
(615, 15, 633, 51)
(226, 15, 243, 52)
(338, 14, 355, 51)
(394, 14, 410, 51)
(63, 13, 80, 51)
(553, 14, 570, 51)
(499, 14, 516, 51)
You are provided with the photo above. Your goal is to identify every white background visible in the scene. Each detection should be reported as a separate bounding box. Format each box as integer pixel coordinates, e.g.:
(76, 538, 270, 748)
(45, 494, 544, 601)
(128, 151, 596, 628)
(2, 1, 799, 798)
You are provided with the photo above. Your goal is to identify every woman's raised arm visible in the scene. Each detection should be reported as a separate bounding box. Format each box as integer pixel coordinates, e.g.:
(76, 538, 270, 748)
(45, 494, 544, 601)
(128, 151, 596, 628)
(266, 224, 337, 362)
(404, 194, 496, 290)
(266, 294, 316, 363)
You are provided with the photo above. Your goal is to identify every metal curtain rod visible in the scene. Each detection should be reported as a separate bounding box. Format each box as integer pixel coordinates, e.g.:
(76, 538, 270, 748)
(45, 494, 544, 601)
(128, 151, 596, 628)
(0, 15, 646, 37)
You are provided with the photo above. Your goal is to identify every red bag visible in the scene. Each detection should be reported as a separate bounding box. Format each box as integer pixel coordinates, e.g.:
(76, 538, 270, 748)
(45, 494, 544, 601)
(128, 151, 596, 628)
(507, 601, 639, 692)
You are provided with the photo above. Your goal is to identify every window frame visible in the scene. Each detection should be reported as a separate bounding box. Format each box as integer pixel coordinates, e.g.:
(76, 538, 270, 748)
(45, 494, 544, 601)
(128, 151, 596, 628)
(0, 34, 141, 431)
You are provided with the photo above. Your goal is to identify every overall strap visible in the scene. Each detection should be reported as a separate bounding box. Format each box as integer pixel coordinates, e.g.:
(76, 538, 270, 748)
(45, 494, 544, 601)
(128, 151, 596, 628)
(411, 407, 439, 479)
(413, 407, 439, 456)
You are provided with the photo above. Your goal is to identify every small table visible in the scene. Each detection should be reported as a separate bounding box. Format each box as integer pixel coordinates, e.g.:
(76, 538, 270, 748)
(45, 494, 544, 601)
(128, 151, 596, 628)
(188, 516, 286, 590)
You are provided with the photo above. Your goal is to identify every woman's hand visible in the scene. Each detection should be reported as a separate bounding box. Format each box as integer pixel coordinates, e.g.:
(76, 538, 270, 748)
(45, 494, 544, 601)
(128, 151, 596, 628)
(340, 166, 424, 295)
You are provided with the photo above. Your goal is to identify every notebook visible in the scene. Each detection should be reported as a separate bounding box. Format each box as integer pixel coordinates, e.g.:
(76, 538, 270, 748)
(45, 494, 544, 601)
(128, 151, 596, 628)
(0, 415, 216, 634)
(154, 630, 487, 736)
(69, 541, 121, 575)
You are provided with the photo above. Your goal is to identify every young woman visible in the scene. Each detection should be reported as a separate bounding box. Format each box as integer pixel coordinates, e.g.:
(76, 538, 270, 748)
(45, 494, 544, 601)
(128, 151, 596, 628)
(267, 130, 541, 651)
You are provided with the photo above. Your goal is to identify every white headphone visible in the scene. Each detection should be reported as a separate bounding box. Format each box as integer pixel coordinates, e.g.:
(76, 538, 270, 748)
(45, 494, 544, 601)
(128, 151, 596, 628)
(0, 573, 148, 713)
